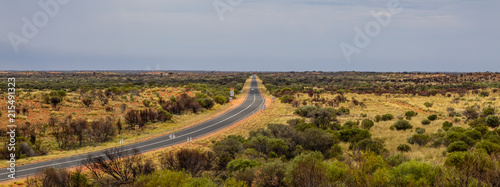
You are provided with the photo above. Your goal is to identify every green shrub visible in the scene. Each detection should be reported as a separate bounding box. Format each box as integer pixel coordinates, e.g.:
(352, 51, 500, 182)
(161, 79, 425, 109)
(280, 94, 295, 104)
(421, 119, 431, 125)
(196, 98, 215, 109)
(445, 149, 492, 173)
(411, 134, 431, 146)
(424, 102, 433, 108)
(427, 115, 438, 121)
(482, 106, 495, 116)
(382, 114, 394, 121)
(343, 121, 358, 128)
(337, 107, 350, 115)
(405, 111, 418, 120)
(227, 159, 260, 172)
(254, 160, 287, 187)
(214, 95, 227, 104)
(325, 161, 349, 182)
(386, 153, 410, 167)
(442, 121, 453, 131)
(339, 128, 371, 143)
(285, 152, 328, 187)
(392, 120, 413, 131)
(352, 138, 387, 155)
(464, 130, 482, 140)
(397, 144, 412, 152)
(447, 141, 468, 152)
(415, 127, 426, 134)
(475, 140, 500, 155)
(294, 105, 317, 117)
(485, 115, 500, 128)
(479, 90, 490, 97)
(389, 160, 439, 186)
(135, 169, 192, 187)
(361, 119, 374, 130)
(468, 118, 486, 128)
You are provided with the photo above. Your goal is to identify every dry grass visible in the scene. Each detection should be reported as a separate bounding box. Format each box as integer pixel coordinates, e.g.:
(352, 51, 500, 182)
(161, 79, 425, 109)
(296, 90, 499, 165)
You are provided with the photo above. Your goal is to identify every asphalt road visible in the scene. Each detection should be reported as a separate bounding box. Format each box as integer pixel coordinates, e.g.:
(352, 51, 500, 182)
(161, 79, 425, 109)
(0, 76, 265, 181)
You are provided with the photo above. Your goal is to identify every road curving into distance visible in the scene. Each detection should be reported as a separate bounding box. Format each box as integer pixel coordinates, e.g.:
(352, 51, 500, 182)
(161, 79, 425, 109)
(0, 75, 265, 181)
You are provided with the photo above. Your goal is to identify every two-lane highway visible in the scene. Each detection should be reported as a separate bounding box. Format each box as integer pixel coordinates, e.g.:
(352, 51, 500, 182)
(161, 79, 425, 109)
(0, 76, 265, 181)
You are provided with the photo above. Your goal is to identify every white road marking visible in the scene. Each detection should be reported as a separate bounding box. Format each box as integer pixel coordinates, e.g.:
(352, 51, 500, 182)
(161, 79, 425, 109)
(0, 84, 264, 178)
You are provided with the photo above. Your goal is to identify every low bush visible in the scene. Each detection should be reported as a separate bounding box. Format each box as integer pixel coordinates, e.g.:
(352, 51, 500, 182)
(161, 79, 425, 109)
(405, 111, 418, 120)
(447, 141, 468, 152)
(421, 119, 431, 125)
(392, 120, 413, 131)
(361, 119, 374, 130)
(486, 115, 500, 128)
(442, 121, 453, 131)
(427, 114, 438, 121)
(397, 144, 411, 152)
(415, 127, 426, 134)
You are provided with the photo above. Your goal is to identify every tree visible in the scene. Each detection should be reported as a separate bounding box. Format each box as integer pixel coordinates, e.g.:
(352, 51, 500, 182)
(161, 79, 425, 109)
(50, 96, 62, 109)
(89, 117, 117, 144)
(69, 119, 88, 147)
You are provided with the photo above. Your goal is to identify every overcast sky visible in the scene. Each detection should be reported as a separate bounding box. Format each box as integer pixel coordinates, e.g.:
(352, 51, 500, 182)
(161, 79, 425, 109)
(0, 0, 498, 72)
